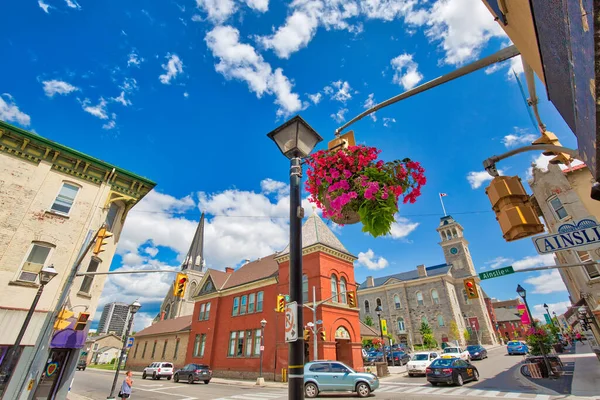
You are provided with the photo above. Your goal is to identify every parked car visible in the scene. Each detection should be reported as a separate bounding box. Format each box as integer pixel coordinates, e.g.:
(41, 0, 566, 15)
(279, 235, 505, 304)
(407, 351, 439, 376)
(304, 361, 379, 398)
(387, 351, 411, 366)
(173, 363, 212, 384)
(142, 362, 174, 380)
(507, 341, 529, 355)
(366, 351, 384, 363)
(76, 360, 86, 371)
(426, 357, 479, 386)
(391, 343, 410, 353)
(441, 346, 470, 361)
(466, 345, 487, 360)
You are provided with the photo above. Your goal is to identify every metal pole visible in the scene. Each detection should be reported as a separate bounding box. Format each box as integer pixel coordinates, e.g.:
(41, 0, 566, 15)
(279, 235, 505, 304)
(312, 286, 317, 361)
(260, 326, 264, 378)
(377, 314, 386, 364)
(108, 309, 135, 399)
(0, 284, 45, 382)
(523, 298, 553, 377)
(288, 156, 304, 400)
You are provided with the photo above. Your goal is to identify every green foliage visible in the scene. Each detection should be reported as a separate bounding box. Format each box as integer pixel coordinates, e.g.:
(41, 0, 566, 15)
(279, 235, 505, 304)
(526, 327, 556, 356)
(364, 315, 374, 327)
(449, 321, 460, 341)
(419, 322, 432, 336)
(423, 333, 438, 349)
(463, 329, 470, 341)
(362, 339, 373, 348)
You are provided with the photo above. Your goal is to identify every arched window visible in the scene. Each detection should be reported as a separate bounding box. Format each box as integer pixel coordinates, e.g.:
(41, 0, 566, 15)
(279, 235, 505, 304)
(164, 304, 171, 320)
(397, 318, 405, 332)
(431, 289, 439, 305)
(452, 228, 458, 237)
(303, 275, 309, 303)
(437, 315, 445, 327)
(441, 231, 447, 241)
(331, 274, 339, 302)
(188, 281, 197, 298)
(339, 277, 347, 304)
(170, 302, 177, 319)
(364, 300, 370, 313)
(416, 291, 424, 306)
(376, 298, 382, 308)
(393, 294, 401, 309)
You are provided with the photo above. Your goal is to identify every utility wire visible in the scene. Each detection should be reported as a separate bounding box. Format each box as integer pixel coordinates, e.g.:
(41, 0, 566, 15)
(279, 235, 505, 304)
(128, 210, 494, 218)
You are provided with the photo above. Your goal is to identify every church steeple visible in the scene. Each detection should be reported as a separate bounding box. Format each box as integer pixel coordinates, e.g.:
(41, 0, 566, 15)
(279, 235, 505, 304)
(436, 215, 476, 277)
(182, 212, 205, 272)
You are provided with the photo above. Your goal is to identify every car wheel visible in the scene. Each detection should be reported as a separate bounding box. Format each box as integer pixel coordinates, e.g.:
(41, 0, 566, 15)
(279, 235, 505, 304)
(174, 374, 179, 383)
(142, 372, 147, 380)
(188, 375, 194, 384)
(408, 373, 413, 377)
(456, 374, 464, 386)
(473, 370, 479, 381)
(167, 376, 172, 381)
(203, 380, 210, 385)
(431, 382, 438, 386)
(356, 382, 371, 398)
(152, 372, 157, 380)
(83, 368, 86, 371)
(305, 383, 318, 398)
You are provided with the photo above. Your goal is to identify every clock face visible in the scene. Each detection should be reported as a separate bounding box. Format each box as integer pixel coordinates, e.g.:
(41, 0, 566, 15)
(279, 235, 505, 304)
(450, 247, 459, 255)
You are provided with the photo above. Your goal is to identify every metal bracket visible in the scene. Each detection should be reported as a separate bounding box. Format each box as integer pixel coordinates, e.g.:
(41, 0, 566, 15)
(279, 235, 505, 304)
(297, 206, 304, 219)
(483, 144, 582, 177)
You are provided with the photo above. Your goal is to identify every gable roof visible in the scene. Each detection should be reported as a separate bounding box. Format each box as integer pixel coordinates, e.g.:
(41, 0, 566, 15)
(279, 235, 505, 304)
(97, 346, 120, 352)
(222, 254, 279, 289)
(279, 213, 353, 257)
(494, 307, 521, 322)
(134, 315, 192, 338)
(357, 263, 452, 289)
(207, 269, 230, 290)
(359, 320, 380, 338)
(85, 333, 122, 343)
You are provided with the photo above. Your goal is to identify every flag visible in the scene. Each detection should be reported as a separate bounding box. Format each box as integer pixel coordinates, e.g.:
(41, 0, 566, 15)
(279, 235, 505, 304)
(440, 193, 448, 197)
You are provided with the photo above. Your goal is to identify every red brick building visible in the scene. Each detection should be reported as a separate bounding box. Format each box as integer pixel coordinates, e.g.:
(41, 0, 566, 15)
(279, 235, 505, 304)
(494, 308, 527, 341)
(186, 213, 363, 380)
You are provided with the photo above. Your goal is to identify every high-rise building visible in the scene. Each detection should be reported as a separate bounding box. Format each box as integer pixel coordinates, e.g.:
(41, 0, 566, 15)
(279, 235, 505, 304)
(97, 302, 131, 336)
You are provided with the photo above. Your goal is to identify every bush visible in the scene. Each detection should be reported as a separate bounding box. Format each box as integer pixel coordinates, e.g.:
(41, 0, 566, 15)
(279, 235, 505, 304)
(526, 327, 555, 356)
(423, 333, 438, 349)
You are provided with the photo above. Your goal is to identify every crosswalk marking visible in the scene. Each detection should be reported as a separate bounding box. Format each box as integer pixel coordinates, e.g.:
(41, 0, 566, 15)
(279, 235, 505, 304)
(481, 390, 501, 397)
(210, 391, 287, 400)
(377, 384, 549, 399)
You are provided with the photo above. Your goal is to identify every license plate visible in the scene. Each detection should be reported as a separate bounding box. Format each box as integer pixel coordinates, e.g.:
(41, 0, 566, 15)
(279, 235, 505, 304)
(202, 371, 207, 374)
(434, 370, 440, 375)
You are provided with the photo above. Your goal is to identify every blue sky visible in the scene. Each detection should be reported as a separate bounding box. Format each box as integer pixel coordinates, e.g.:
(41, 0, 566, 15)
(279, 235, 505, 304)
(1, 0, 578, 330)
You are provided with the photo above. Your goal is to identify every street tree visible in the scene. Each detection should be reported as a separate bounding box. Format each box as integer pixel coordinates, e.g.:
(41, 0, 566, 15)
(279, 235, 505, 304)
(364, 315, 374, 327)
(449, 321, 459, 341)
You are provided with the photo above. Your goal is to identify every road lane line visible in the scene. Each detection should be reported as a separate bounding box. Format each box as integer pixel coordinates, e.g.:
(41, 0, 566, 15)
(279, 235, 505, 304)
(467, 389, 485, 396)
(480, 390, 501, 397)
(449, 388, 469, 395)
(533, 396, 550, 400)
(147, 385, 190, 391)
(400, 387, 423, 393)
(418, 387, 439, 394)
(133, 386, 197, 398)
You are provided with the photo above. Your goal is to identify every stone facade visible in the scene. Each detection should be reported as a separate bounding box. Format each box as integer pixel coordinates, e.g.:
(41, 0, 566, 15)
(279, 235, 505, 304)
(357, 216, 497, 347)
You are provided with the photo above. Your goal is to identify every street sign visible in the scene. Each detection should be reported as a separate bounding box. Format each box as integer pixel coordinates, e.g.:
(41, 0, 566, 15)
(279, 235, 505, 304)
(381, 319, 388, 336)
(260, 345, 264, 351)
(479, 266, 515, 280)
(544, 314, 552, 325)
(126, 337, 134, 348)
(532, 217, 600, 255)
(284, 301, 298, 343)
(284, 294, 290, 302)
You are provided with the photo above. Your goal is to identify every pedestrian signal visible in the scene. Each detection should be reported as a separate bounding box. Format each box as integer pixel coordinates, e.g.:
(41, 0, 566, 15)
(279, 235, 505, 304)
(173, 273, 188, 298)
(347, 291, 357, 308)
(276, 295, 285, 312)
(74, 312, 91, 331)
(464, 278, 479, 299)
(93, 226, 113, 255)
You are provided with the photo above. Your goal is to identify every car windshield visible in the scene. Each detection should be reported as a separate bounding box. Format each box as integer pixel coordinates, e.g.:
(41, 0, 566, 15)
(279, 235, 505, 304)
(430, 358, 454, 367)
(443, 348, 459, 353)
(508, 341, 521, 346)
(466, 346, 480, 351)
(162, 363, 173, 368)
(194, 364, 209, 369)
(412, 354, 429, 361)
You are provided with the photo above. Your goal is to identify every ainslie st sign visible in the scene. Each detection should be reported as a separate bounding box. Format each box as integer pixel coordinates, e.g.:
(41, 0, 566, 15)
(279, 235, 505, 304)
(532, 218, 600, 255)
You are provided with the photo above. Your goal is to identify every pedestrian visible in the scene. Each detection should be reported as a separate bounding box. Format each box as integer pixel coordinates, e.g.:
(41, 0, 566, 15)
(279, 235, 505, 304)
(118, 371, 133, 399)
(575, 331, 582, 344)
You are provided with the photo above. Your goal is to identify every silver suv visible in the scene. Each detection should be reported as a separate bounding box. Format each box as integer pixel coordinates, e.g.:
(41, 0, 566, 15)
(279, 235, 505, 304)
(142, 362, 174, 380)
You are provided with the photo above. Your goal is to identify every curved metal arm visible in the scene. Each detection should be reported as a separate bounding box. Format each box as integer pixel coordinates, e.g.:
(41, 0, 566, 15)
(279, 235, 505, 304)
(483, 144, 582, 177)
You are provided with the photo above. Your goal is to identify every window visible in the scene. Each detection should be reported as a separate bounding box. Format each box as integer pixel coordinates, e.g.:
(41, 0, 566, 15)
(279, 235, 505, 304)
(331, 363, 349, 373)
(393, 294, 401, 309)
(205, 302, 211, 320)
(105, 203, 120, 231)
(236, 331, 245, 356)
(18, 243, 53, 283)
(577, 251, 600, 279)
(549, 196, 569, 220)
(142, 342, 147, 358)
(462, 289, 470, 304)
(174, 339, 180, 360)
(309, 363, 330, 372)
(256, 292, 264, 312)
(303, 275, 309, 303)
(193, 334, 201, 357)
(164, 304, 171, 320)
(79, 258, 100, 294)
(200, 334, 206, 358)
(245, 330, 253, 357)
(254, 329, 262, 356)
(228, 332, 236, 356)
(151, 341, 157, 358)
(248, 293, 256, 313)
(421, 316, 428, 325)
(339, 277, 347, 304)
(199, 303, 206, 321)
(133, 343, 139, 358)
(376, 298, 382, 308)
(364, 300, 370, 313)
(431, 289, 440, 305)
(331, 275, 339, 302)
(93, 343, 99, 351)
(416, 291, 424, 306)
(161, 340, 168, 359)
(50, 182, 79, 215)
(232, 297, 240, 316)
(437, 315, 445, 327)
(397, 318, 405, 332)
(240, 295, 248, 315)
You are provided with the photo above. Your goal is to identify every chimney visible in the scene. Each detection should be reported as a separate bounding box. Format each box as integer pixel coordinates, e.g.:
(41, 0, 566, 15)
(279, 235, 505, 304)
(366, 276, 375, 288)
(417, 264, 427, 277)
(225, 267, 234, 274)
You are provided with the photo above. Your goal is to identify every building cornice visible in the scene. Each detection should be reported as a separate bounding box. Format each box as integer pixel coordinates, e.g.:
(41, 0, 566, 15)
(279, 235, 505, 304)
(274, 244, 357, 263)
(192, 276, 278, 300)
(358, 271, 455, 294)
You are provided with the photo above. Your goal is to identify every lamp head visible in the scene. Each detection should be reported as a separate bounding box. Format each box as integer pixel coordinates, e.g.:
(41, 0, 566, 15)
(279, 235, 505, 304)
(260, 318, 267, 327)
(516, 284, 526, 299)
(267, 115, 323, 159)
(375, 305, 383, 316)
(129, 300, 142, 314)
(39, 264, 58, 285)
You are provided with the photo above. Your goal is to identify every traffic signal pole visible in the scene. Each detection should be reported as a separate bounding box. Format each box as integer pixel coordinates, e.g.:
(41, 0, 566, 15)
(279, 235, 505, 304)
(483, 144, 581, 177)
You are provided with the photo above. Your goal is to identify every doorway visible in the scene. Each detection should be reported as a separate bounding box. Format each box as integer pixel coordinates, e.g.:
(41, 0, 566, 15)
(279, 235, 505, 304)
(33, 349, 71, 399)
(334, 326, 353, 366)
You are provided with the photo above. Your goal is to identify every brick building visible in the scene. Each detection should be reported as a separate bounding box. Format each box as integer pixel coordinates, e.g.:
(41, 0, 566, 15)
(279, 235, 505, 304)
(186, 213, 363, 380)
(494, 308, 527, 341)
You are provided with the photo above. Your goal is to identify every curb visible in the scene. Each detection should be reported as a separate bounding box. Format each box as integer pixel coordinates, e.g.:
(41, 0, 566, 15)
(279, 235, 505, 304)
(511, 361, 562, 397)
(67, 393, 95, 400)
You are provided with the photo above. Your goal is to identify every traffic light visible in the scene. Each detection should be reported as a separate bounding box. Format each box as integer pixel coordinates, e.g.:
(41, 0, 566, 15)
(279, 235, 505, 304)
(53, 309, 74, 330)
(464, 278, 479, 299)
(93, 226, 114, 255)
(173, 273, 188, 298)
(485, 176, 544, 241)
(320, 331, 326, 341)
(74, 312, 91, 331)
(328, 130, 356, 150)
(304, 329, 311, 341)
(532, 131, 572, 165)
(276, 295, 285, 312)
(347, 291, 356, 308)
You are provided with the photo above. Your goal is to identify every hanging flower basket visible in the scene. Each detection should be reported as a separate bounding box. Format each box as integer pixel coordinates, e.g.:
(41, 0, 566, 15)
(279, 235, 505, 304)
(305, 145, 426, 238)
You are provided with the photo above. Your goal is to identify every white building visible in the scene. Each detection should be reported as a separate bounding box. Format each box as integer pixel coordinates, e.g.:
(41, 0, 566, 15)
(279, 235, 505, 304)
(97, 302, 131, 337)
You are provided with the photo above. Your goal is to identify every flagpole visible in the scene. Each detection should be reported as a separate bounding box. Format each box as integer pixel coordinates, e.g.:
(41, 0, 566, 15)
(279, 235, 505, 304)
(439, 194, 447, 216)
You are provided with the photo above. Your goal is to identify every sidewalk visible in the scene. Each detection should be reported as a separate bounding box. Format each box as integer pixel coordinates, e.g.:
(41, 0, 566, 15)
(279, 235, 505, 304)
(569, 341, 600, 397)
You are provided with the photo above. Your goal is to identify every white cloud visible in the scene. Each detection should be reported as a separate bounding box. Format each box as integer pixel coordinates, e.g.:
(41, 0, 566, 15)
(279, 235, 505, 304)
(132, 312, 155, 332)
(389, 216, 419, 239)
(485, 256, 512, 269)
(513, 254, 555, 270)
(0, 94, 31, 126)
(102, 114, 117, 130)
(159, 54, 184, 84)
(244, 0, 269, 13)
(260, 178, 289, 198)
(259, 7, 320, 59)
(383, 117, 396, 127)
(65, 0, 81, 9)
(38, 0, 51, 13)
(183, 92, 190, 98)
(42, 80, 79, 97)
(111, 91, 131, 106)
(195, 0, 237, 23)
(390, 53, 423, 90)
(308, 92, 322, 104)
(81, 98, 109, 119)
(120, 78, 138, 93)
(144, 247, 159, 257)
(502, 127, 537, 148)
(508, 54, 524, 78)
(532, 300, 571, 322)
(205, 25, 304, 116)
(363, 93, 376, 121)
(467, 170, 496, 189)
(329, 80, 353, 103)
(127, 52, 143, 67)
(357, 249, 389, 270)
(524, 269, 567, 294)
(330, 108, 348, 123)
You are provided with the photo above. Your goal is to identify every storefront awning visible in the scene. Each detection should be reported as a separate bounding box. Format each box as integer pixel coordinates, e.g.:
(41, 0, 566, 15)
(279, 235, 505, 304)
(50, 328, 86, 349)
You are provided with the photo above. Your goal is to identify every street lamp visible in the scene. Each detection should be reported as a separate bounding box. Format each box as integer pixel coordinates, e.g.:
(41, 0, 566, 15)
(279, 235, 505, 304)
(258, 318, 267, 385)
(516, 285, 553, 378)
(108, 300, 141, 400)
(0, 265, 58, 384)
(375, 306, 387, 364)
(267, 115, 322, 400)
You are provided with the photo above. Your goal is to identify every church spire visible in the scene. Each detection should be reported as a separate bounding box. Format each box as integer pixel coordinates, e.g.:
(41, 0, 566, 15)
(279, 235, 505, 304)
(182, 213, 205, 271)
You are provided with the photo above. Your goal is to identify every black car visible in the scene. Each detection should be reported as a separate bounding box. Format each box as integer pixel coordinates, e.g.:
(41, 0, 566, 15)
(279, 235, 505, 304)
(174, 363, 212, 384)
(76, 360, 86, 371)
(387, 351, 411, 366)
(426, 357, 479, 386)
(466, 345, 487, 360)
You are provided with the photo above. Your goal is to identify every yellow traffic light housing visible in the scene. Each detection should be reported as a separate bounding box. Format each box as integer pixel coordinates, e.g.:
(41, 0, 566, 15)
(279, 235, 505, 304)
(464, 278, 479, 299)
(319, 331, 326, 341)
(276, 295, 285, 312)
(54, 309, 74, 330)
(532, 131, 572, 165)
(485, 176, 545, 242)
(304, 329, 311, 341)
(173, 273, 188, 298)
(74, 312, 91, 331)
(93, 227, 114, 255)
(347, 291, 357, 308)
(328, 131, 356, 150)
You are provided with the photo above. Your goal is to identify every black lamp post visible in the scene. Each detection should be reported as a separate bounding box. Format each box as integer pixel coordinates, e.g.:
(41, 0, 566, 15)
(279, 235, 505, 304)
(516, 285, 553, 377)
(375, 306, 387, 364)
(108, 300, 141, 400)
(259, 318, 267, 380)
(267, 115, 323, 400)
(0, 265, 58, 384)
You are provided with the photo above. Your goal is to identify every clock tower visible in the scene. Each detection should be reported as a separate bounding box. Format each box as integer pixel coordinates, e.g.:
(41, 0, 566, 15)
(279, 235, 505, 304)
(436, 215, 476, 278)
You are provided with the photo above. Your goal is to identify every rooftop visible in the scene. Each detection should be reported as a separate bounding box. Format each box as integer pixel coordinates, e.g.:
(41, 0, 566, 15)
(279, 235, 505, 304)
(494, 307, 521, 322)
(358, 263, 452, 290)
(134, 315, 192, 338)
